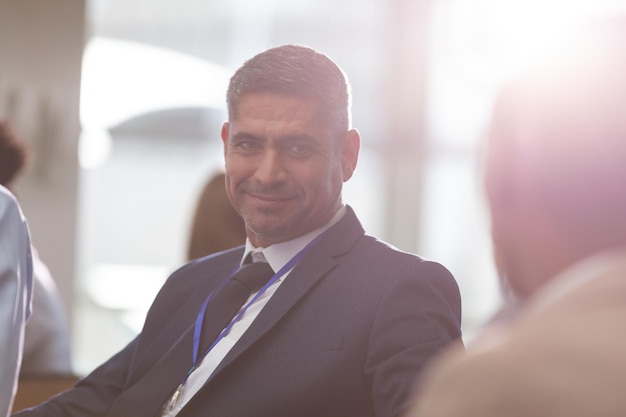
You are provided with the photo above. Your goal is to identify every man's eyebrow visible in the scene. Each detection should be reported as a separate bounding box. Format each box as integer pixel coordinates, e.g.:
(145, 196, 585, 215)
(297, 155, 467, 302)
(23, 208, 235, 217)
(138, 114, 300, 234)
(231, 132, 319, 143)
(280, 133, 319, 142)
(230, 132, 263, 141)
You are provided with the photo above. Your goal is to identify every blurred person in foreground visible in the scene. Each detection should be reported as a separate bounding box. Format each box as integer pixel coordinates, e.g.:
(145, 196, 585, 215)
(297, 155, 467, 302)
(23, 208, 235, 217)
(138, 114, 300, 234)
(0, 120, 72, 376)
(405, 17, 626, 417)
(0, 185, 33, 416)
(15, 44, 461, 417)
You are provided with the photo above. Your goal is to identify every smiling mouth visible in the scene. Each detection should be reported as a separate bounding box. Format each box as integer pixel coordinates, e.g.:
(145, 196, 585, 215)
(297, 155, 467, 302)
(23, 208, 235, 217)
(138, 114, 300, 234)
(247, 192, 292, 203)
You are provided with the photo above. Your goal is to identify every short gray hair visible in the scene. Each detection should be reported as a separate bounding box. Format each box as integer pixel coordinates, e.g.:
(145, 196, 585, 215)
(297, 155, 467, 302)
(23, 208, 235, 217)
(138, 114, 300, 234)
(226, 44, 352, 136)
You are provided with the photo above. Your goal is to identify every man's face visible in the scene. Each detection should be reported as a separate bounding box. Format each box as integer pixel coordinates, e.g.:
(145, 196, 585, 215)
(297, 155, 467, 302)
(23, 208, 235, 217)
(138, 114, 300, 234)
(221, 93, 359, 247)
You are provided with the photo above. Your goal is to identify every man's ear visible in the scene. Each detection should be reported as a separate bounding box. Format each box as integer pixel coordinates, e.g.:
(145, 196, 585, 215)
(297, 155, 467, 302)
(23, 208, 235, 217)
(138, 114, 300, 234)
(221, 122, 230, 157)
(341, 129, 360, 182)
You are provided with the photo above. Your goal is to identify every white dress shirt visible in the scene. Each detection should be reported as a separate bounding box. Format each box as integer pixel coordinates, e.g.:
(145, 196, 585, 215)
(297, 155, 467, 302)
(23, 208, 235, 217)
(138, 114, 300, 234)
(162, 206, 345, 416)
(0, 186, 33, 417)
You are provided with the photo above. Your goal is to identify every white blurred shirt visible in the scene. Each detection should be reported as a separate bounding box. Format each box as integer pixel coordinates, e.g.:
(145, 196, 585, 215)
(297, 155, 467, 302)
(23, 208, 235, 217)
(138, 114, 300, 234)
(0, 186, 33, 417)
(20, 247, 72, 375)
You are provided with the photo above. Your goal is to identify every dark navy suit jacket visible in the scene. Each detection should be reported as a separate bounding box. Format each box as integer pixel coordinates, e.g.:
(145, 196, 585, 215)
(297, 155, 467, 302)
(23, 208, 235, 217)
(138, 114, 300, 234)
(15, 207, 461, 417)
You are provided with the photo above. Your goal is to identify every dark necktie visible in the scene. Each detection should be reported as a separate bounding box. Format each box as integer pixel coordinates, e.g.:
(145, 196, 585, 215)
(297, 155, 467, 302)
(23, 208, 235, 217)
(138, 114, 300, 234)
(198, 260, 275, 355)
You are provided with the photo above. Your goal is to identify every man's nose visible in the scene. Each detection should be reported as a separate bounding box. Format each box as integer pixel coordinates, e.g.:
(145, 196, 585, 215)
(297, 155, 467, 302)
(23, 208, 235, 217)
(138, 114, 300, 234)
(254, 150, 287, 184)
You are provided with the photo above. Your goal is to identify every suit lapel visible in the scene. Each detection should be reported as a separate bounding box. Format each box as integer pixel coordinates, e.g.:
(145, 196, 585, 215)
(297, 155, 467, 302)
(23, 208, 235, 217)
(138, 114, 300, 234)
(127, 258, 241, 382)
(107, 251, 244, 417)
(206, 206, 365, 382)
(106, 323, 196, 417)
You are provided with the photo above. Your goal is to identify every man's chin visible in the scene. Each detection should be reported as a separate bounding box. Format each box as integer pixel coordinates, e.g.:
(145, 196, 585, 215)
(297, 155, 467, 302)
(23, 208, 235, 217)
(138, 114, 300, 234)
(245, 218, 298, 245)
(243, 202, 296, 220)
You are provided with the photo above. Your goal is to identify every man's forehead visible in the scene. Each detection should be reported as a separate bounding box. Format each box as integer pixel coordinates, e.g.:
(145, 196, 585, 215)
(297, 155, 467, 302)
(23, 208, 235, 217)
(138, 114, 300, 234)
(228, 93, 328, 133)
(234, 93, 320, 115)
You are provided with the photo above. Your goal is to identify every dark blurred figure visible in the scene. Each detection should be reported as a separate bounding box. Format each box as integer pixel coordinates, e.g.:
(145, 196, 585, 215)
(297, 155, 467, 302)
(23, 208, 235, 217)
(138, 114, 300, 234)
(186, 172, 245, 261)
(406, 17, 626, 417)
(0, 120, 72, 376)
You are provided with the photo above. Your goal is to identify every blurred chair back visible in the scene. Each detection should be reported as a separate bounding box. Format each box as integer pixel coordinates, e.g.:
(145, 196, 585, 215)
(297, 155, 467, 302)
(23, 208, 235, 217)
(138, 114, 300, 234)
(12, 374, 79, 412)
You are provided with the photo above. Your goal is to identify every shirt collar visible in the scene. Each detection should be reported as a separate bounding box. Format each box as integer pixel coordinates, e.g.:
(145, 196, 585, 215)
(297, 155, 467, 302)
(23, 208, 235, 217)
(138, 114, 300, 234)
(242, 205, 346, 273)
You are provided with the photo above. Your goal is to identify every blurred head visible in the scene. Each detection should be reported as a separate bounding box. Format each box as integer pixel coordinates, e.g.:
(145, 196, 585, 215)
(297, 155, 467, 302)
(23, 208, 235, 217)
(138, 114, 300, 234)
(485, 17, 626, 299)
(0, 120, 30, 192)
(187, 172, 246, 260)
(222, 45, 360, 247)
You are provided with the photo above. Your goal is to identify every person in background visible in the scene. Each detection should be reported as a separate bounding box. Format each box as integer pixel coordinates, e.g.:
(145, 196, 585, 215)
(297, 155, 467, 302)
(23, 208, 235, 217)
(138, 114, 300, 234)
(186, 172, 246, 261)
(14, 44, 461, 417)
(405, 16, 626, 417)
(0, 185, 33, 416)
(0, 120, 72, 375)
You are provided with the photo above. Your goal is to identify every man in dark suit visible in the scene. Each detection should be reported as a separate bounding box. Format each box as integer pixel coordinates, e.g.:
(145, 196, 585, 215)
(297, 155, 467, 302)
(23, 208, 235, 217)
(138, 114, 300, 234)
(15, 44, 461, 417)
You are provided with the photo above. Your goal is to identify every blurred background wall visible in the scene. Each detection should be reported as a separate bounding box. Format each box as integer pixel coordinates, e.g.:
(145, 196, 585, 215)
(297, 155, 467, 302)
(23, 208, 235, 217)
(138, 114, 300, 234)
(2, 0, 625, 375)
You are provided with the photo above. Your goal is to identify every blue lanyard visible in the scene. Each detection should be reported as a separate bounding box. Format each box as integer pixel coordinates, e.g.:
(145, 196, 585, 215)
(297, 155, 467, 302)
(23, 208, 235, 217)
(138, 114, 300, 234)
(188, 232, 326, 378)
(165, 232, 328, 413)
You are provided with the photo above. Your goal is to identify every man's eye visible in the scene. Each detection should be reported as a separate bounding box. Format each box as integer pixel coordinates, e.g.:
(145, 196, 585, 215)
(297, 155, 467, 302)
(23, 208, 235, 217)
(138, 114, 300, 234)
(235, 141, 260, 151)
(289, 144, 312, 156)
